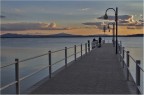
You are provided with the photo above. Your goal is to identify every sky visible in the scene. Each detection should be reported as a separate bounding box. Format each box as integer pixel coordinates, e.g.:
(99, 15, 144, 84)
(0, 0, 144, 35)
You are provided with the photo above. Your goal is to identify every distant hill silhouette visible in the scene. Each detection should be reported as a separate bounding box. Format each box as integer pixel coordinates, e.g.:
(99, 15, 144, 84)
(1, 33, 144, 38)
(1, 33, 83, 38)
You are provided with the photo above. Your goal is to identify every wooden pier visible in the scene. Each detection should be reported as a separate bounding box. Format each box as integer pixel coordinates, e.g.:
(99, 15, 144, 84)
(30, 43, 137, 94)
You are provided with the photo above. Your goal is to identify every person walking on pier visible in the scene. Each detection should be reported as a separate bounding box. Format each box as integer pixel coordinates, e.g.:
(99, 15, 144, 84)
(92, 38, 96, 49)
(98, 37, 102, 47)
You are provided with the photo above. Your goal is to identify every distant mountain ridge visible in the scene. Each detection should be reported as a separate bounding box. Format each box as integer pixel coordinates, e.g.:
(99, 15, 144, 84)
(1, 33, 83, 38)
(1, 33, 144, 38)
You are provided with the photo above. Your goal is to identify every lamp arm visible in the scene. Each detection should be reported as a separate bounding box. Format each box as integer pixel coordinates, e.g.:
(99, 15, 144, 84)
(105, 8, 116, 15)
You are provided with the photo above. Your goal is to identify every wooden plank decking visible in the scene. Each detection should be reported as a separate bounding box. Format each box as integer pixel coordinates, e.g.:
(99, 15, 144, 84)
(31, 43, 133, 94)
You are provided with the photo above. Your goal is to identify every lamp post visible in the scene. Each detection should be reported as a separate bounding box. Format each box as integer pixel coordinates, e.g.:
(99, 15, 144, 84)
(104, 7, 118, 54)
(107, 23, 115, 47)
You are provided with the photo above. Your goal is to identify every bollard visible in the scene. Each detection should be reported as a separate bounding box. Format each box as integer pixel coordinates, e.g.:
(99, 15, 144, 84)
(121, 45, 122, 54)
(122, 47, 125, 68)
(103, 40, 105, 44)
(85, 43, 87, 54)
(88, 40, 90, 52)
(119, 41, 122, 54)
(15, 58, 20, 94)
(126, 51, 130, 81)
(65, 47, 67, 67)
(122, 47, 125, 58)
(81, 44, 82, 57)
(74, 45, 76, 61)
(136, 60, 140, 85)
(48, 51, 52, 78)
(120, 41, 122, 44)
(136, 60, 141, 94)
(119, 44, 121, 54)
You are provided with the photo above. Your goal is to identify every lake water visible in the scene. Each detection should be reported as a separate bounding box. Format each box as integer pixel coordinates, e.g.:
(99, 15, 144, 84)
(1, 37, 143, 94)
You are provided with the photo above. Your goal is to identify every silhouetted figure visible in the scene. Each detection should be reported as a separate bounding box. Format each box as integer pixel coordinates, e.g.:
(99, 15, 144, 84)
(92, 38, 97, 49)
(98, 37, 102, 47)
(93, 38, 96, 41)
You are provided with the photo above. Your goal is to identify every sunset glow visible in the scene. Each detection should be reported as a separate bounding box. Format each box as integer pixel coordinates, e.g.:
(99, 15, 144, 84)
(1, 0, 143, 35)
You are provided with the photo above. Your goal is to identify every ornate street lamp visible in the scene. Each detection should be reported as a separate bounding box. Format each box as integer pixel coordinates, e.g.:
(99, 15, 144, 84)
(104, 7, 118, 54)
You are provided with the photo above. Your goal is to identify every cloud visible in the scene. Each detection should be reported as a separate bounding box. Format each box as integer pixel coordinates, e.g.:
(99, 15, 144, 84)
(1, 22, 68, 31)
(82, 22, 102, 26)
(139, 15, 144, 23)
(97, 15, 133, 21)
(83, 15, 143, 30)
(79, 8, 90, 11)
(1, 22, 47, 31)
(0, 15, 6, 18)
(83, 21, 109, 30)
(48, 22, 56, 28)
(14, 8, 22, 13)
(97, 15, 136, 25)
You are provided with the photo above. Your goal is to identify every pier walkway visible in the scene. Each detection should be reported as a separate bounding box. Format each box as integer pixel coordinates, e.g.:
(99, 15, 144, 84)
(31, 43, 132, 94)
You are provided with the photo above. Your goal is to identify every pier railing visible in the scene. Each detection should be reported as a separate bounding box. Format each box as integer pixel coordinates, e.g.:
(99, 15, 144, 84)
(118, 41, 144, 94)
(0, 40, 92, 94)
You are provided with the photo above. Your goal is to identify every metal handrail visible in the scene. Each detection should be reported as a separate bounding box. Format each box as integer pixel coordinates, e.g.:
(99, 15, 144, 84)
(0, 42, 88, 94)
(137, 64, 144, 72)
(76, 44, 81, 47)
(0, 81, 18, 91)
(1, 65, 50, 91)
(19, 53, 48, 63)
(67, 53, 75, 58)
(125, 64, 143, 93)
(129, 55, 137, 63)
(118, 42, 144, 94)
(51, 45, 84, 65)
(51, 48, 65, 53)
(0, 62, 16, 68)
(0, 53, 48, 68)
(129, 55, 144, 72)
(67, 46, 75, 49)
(19, 65, 50, 81)
(0, 44, 84, 68)
(119, 43, 143, 71)
(50, 43, 87, 75)
(76, 51, 81, 54)
(52, 58, 65, 66)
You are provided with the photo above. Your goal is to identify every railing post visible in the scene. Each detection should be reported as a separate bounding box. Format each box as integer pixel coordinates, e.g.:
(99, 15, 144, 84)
(136, 60, 140, 93)
(48, 51, 52, 78)
(81, 44, 82, 57)
(85, 43, 87, 54)
(15, 58, 20, 94)
(65, 47, 67, 67)
(126, 51, 130, 81)
(121, 45, 123, 54)
(119, 41, 122, 54)
(122, 47, 125, 58)
(74, 45, 76, 61)
(122, 47, 125, 68)
(118, 44, 120, 54)
(136, 60, 140, 85)
(103, 40, 105, 44)
(88, 40, 90, 52)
